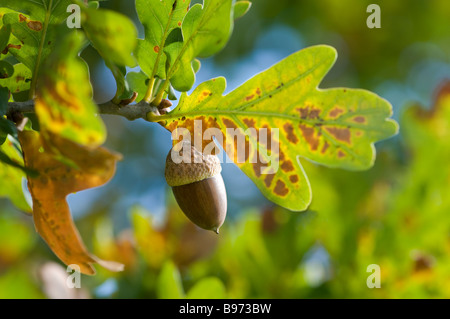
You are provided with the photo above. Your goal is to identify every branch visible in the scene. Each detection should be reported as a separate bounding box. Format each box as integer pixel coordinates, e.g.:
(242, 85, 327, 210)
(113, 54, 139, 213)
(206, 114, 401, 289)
(7, 100, 160, 122)
(96, 100, 158, 121)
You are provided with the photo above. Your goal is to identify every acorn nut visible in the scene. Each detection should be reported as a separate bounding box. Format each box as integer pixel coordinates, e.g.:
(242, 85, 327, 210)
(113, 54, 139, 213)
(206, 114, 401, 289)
(165, 141, 227, 234)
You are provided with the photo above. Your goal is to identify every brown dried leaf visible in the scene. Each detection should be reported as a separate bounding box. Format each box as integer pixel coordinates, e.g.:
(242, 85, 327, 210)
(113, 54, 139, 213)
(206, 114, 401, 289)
(18, 129, 123, 275)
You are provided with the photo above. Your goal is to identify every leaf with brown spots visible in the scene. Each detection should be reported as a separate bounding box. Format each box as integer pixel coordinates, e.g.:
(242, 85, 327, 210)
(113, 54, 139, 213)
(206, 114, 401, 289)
(132, 0, 250, 99)
(0, 63, 31, 94)
(0, 19, 11, 52)
(35, 31, 106, 148)
(164, 0, 235, 91)
(18, 129, 123, 275)
(0, 0, 73, 86)
(135, 0, 190, 81)
(155, 45, 398, 211)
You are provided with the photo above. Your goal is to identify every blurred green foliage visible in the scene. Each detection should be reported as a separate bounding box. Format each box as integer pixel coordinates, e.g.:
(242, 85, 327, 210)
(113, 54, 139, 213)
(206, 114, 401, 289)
(1, 0, 450, 299)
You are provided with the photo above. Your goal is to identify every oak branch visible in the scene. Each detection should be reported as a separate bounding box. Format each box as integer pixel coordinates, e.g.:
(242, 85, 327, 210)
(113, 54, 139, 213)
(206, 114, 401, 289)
(6, 100, 159, 122)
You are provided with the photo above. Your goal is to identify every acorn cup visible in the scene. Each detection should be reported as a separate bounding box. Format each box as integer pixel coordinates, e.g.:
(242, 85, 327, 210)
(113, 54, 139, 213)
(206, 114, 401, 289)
(165, 141, 227, 234)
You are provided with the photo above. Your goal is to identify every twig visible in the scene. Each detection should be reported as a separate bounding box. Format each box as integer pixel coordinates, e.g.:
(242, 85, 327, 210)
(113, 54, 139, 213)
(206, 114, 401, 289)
(6, 100, 160, 122)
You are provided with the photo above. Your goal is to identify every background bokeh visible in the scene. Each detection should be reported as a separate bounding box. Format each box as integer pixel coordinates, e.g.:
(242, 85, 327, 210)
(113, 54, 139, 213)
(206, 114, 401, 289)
(1, 0, 450, 298)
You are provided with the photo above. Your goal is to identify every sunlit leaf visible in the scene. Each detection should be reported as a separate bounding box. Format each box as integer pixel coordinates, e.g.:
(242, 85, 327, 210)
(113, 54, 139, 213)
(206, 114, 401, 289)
(158, 45, 398, 211)
(126, 71, 149, 103)
(0, 146, 36, 176)
(233, 1, 252, 19)
(135, 0, 190, 80)
(105, 62, 135, 102)
(93, 219, 137, 272)
(0, 63, 32, 94)
(191, 58, 201, 74)
(0, 214, 35, 264)
(0, 138, 31, 212)
(0, 266, 45, 299)
(164, 0, 234, 91)
(18, 129, 123, 275)
(35, 31, 106, 148)
(131, 207, 168, 269)
(81, 5, 137, 67)
(0, 0, 72, 82)
(156, 260, 185, 298)
(186, 277, 227, 299)
(87, 1, 100, 10)
(394, 82, 450, 219)
(403, 81, 450, 149)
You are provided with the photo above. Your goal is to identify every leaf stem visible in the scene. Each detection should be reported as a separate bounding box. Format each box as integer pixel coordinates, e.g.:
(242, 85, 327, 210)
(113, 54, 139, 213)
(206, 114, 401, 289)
(144, 1, 178, 104)
(143, 77, 156, 103)
(152, 80, 169, 106)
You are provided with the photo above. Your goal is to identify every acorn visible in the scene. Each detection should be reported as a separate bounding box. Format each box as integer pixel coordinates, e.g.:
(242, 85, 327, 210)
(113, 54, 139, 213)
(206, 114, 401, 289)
(165, 141, 227, 234)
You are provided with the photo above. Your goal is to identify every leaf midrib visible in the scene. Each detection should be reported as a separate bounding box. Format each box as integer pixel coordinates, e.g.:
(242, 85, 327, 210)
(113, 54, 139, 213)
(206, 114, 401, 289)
(29, 0, 52, 99)
(160, 108, 381, 131)
(149, 0, 177, 80)
(166, 0, 227, 80)
(163, 56, 389, 134)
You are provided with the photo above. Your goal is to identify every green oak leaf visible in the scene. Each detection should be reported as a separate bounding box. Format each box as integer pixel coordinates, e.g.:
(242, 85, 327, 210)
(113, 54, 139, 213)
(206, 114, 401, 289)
(402, 81, 450, 153)
(156, 45, 399, 211)
(135, 0, 190, 81)
(233, 1, 252, 19)
(0, 107, 17, 144)
(0, 85, 8, 114)
(0, 63, 32, 94)
(0, 118, 16, 145)
(35, 31, 106, 148)
(127, 58, 201, 103)
(0, 23, 10, 52)
(0, 138, 31, 212)
(0, 86, 15, 145)
(186, 277, 227, 299)
(0, 0, 73, 96)
(0, 144, 37, 177)
(105, 61, 135, 102)
(192, 58, 201, 74)
(0, 7, 23, 61)
(126, 71, 149, 103)
(0, 0, 55, 20)
(0, 60, 14, 79)
(81, 5, 137, 67)
(0, 7, 20, 63)
(87, 1, 100, 9)
(164, 0, 234, 92)
(79, 5, 137, 101)
(156, 260, 185, 299)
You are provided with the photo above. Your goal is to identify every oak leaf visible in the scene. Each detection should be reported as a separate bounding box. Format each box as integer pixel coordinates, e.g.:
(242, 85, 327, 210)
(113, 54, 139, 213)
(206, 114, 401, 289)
(18, 129, 123, 275)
